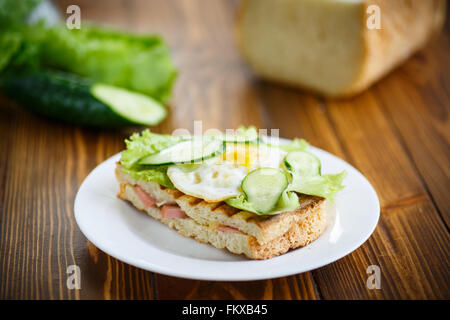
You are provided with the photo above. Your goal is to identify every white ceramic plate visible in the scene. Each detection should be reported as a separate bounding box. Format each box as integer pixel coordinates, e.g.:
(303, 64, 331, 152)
(74, 139, 380, 281)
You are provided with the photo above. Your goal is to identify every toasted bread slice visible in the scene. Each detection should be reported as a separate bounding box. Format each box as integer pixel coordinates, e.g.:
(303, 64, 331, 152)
(116, 163, 327, 259)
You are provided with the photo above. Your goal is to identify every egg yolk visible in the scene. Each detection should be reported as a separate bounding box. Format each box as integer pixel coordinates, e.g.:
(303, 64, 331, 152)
(220, 144, 257, 171)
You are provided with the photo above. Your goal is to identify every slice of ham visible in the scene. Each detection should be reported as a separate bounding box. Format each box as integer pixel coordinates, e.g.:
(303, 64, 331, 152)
(161, 205, 188, 219)
(216, 225, 243, 234)
(135, 185, 157, 208)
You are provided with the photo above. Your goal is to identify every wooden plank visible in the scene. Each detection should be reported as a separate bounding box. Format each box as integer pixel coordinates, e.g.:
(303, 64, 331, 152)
(256, 83, 346, 158)
(256, 74, 449, 298)
(325, 91, 426, 207)
(374, 34, 450, 226)
(316, 92, 449, 299)
(129, 0, 241, 62)
(314, 199, 450, 299)
(0, 97, 156, 299)
(0, 98, 18, 299)
(156, 274, 318, 300)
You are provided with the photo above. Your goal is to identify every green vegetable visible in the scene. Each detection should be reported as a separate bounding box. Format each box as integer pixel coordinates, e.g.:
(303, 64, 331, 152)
(285, 149, 346, 202)
(288, 171, 347, 202)
(284, 150, 321, 176)
(0, 0, 41, 69)
(226, 167, 300, 215)
(120, 130, 184, 168)
(0, 31, 22, 72)
(120, 130, 184, 188)
(226, 190, 299, 216)
(240, 168, 289, 214)
(8, 23, 177, 103)
(0, 26, 41, 72)
(277, 138, 309, 152)
(92, 83, 166, 125)
(121, 165, 175, 189)
(0, 70, 167, 128)
(0, 0, 41, 27)
(138, 138, 225, 166)
(227, 143, 346, 213)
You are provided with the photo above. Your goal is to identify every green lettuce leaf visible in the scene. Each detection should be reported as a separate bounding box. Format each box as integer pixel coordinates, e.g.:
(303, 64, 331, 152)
(0, 31, 22, 73)
(40, 24, 177, 103)
(225, 191, 299, 216)
(277, 138, 309, 152)
(120, 130, 183, 188)
(5, 23, 177, 103)
(0, 0, 41, 27)
(288, 171, 347, 202)
(0, 0, 42, 71)
(121, 165, 174, 189)
(120, 129, 183, 167)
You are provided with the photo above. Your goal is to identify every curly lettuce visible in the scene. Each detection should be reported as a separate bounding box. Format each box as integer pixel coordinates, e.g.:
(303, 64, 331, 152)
(0, 0, 41, 27)
(0, 31, 22, 72)
(39, 25, 177, 103)
(120, 130, 183, 188)
(121, 165, 174, 189)
(2, 23, 177, 103)
(288, 171, 347, 202)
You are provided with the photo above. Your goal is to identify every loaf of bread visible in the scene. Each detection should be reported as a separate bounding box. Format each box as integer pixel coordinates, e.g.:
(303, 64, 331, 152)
(236, 0, 446, 97)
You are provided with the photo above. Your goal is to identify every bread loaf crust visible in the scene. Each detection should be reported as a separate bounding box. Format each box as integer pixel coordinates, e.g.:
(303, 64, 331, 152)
(236, 0, 446, 97)
(353, 0, 447, 95)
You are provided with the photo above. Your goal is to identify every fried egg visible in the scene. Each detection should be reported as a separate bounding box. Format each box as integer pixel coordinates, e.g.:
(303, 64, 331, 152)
(167, 143, 287, 202)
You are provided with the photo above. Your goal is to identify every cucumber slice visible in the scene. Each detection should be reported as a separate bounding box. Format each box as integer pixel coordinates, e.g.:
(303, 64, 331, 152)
(138, 138, 225, 165)
(241, 168, 288, 214)
(92, 84, 167, 126)
(284, 151, 321, 176)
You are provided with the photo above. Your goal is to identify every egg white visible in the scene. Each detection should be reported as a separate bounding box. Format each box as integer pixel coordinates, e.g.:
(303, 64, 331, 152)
(167, 144, 287, 202)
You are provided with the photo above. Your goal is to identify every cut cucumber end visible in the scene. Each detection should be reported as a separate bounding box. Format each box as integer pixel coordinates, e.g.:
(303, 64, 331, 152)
(91, 83, 167, 126)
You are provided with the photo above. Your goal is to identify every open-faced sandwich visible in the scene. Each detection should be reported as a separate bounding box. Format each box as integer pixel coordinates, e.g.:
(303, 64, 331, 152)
(115, 127, 346, 259)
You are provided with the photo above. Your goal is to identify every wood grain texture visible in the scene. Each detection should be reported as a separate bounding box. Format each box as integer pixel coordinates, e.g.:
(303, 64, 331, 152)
(374, 37, 450, 227)
(156, 274, 319, 300)
(0, 0, 449, 300)
(256, 80, 450, 299)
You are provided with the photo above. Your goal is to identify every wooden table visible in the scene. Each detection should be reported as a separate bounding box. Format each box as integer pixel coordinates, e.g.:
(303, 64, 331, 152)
(1, 0, 449, 300)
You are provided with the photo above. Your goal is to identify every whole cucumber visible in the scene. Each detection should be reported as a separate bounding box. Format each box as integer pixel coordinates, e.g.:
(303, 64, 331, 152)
(0, 70, 166, 128)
